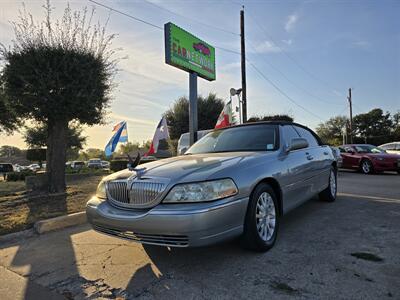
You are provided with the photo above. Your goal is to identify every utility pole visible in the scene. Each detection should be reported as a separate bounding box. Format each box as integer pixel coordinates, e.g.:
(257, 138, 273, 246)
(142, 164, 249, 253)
(240, 7, 247, 123)
(347, 88, 353, 143)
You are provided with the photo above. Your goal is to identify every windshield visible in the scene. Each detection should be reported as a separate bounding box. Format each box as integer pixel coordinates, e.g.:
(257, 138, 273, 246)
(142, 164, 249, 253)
(186, 124, 278, 154)
(354, 145, 385, 154)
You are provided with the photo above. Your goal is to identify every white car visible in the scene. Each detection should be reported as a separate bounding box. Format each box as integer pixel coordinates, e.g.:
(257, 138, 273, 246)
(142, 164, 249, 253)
(88, 158, 103, 169)
(71, 161, 85, 169)
(379, 142, 400, 155)
(28, 164, 41, 172)
(101, 161, 110, 169)
(177, 130, 212, 155)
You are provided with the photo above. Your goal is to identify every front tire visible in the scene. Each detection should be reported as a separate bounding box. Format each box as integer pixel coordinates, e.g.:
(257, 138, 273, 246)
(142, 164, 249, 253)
(241, 183, 279, 252)
(360, 159, 374, 174)
(319, 166, 337, 202)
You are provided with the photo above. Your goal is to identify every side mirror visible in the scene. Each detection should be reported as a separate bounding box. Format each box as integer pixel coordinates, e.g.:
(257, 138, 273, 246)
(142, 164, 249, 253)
(287, 138, 309, 152)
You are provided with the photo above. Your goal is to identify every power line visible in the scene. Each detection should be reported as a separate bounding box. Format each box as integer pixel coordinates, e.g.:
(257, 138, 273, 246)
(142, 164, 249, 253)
(142, 0, 239, 36)
(90, 0, 241, 57)
(247, 59, 324, 122)
(246, 9, 343, 97)
(89, 0, 163, 30)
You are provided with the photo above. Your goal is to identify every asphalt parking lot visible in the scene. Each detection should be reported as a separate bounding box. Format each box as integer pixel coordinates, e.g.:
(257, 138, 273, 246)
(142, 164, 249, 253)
(0, 170, 399, 299)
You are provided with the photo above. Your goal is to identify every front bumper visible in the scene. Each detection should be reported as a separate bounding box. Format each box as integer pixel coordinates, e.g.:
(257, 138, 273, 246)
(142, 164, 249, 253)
(86, 196, 249, 247)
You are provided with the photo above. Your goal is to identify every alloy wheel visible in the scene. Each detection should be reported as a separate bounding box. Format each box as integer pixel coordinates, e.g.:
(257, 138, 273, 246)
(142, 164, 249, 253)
(256, 192, 276, 241)
(330, 170, 336, 197)
(362, 161, 371, 174)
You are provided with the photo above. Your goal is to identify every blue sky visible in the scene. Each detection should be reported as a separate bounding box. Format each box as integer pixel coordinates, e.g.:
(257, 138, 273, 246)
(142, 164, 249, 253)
(1, 0, 399, 149)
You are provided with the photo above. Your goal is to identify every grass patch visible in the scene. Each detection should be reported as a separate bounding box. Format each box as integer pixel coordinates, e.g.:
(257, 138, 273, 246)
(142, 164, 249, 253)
(350, 252, 383, 262)
(0, 175, 103, 235)
(0, 181, 26, 197)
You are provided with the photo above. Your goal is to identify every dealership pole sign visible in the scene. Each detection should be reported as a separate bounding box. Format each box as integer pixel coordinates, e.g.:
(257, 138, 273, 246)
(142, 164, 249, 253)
(164, 22, 216, 146)
(165, 22, 216, 81)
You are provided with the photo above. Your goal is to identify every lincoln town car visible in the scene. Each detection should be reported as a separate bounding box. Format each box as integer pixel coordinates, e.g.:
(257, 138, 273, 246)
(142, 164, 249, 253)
(86, 122, 337, 252)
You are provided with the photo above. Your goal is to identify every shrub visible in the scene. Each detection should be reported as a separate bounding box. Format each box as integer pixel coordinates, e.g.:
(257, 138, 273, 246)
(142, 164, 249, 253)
(6, 170, 35, 181)
(110, 160, 128, 172)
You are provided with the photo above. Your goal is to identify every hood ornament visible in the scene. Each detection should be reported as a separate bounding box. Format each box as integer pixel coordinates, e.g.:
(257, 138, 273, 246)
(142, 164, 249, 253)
(127, 153, 146, 179)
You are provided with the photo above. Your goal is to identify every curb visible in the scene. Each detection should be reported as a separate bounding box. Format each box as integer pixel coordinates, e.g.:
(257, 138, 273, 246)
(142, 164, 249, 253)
(34, 211, 87, 234)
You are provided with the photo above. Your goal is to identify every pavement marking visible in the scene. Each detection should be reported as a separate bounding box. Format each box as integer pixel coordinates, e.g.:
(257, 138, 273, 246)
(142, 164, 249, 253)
(338, 193, 400, 203)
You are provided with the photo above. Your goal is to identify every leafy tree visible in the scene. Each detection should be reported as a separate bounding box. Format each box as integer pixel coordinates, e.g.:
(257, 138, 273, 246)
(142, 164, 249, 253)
(315, 116, 348, 146)
(1, 2, 117, 192)
(78, 148, 106, 161)
(164, 93, 225, 140)
(118, 142, 140, 155)
(0, 81, 20, 134)
(0, 145, 22, 157)
(247, 114, 294, 123)
(26, 148, 46, 167)
(353, 109, 392, 145)
(24, 122, 86, 150)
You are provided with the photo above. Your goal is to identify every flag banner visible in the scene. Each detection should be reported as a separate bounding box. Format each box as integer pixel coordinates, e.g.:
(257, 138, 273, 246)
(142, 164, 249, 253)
(105, 121, 128, 157)
(146, 117, 170, 156)
(215, 100, 233, 129)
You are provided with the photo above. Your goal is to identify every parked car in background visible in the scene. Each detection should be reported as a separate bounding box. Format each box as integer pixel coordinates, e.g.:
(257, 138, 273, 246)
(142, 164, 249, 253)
(0, 163, 14, 179)
(330, 147, 343, 168)
(379, 142, 400, 155)
(71, 161, 85, 169)
(87, 122, 337, 252)
(101, 161, 110, 169)
(87, 158, 102, 169)
(339, 144, 400, 174)
(13, 164, 23, 172)
(28, 164, 41, 172)
(177, 129, 212, 155)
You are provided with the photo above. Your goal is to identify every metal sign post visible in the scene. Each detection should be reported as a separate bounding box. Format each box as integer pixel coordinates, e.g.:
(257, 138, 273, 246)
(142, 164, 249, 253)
(189, 72, 198, 146)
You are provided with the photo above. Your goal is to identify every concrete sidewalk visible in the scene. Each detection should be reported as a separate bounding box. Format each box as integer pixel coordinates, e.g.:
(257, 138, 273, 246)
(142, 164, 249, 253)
(0, 266, 64, 300)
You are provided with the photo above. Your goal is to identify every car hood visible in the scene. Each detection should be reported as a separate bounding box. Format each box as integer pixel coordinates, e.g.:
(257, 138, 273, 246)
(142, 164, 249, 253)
(104, 152, 261, 183)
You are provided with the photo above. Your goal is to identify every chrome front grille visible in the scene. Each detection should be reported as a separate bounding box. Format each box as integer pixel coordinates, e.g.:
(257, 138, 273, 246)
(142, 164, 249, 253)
(106, 178, 167, 209)
(107, 181, 130, 204)
(129, 181, 165, 207)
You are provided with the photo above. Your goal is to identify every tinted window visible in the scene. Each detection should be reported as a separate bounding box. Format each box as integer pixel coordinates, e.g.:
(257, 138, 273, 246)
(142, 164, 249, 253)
(187, 124, 278, 154)
(282, 125, 300, 144)
(294, 126, 319, 147)
(396, 144, 400, 150)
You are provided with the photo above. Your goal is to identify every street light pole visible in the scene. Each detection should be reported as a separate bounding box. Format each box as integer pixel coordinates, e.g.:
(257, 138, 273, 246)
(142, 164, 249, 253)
(240, 8, 247, 123)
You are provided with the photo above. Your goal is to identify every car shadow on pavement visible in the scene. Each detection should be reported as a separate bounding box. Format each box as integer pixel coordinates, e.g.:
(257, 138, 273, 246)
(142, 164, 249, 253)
(1, 193, 86, 300)
(124, 197, 324, 298)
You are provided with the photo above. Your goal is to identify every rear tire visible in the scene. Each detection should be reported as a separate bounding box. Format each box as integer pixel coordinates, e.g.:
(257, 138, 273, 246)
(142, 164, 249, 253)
(360, 159, 374, 174)
(241, 183, 279, 252)
(319, 166, 337, 202)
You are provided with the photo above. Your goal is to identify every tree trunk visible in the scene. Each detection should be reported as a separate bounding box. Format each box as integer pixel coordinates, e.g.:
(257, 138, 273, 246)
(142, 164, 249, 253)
(46, 120, 68, 193)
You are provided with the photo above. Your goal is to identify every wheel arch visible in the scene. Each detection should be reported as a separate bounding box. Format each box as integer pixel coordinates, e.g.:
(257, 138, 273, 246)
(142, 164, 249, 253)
(250, 177, 283, 216)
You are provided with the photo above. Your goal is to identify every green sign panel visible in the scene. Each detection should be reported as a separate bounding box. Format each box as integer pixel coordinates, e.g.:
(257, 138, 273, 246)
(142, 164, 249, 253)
(164, 22, 216, 81)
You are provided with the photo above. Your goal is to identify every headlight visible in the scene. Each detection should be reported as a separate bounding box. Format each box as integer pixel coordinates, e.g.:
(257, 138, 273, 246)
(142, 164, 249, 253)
(96, 180, 107, 199)
(163, 178, 238, 203)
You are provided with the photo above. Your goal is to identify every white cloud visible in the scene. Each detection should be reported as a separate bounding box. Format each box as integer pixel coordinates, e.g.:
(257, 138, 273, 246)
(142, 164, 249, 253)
(282, 39, 293, 45)
(285, 13, 298, 32)
(252, 40, 281, 54)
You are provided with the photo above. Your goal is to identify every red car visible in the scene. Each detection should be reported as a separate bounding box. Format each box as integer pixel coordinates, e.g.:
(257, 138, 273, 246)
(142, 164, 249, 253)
(339, 144, 400, 174)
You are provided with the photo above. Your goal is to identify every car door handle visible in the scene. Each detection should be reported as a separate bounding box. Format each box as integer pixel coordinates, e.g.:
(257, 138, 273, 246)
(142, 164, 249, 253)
(323, 151, 329, 155)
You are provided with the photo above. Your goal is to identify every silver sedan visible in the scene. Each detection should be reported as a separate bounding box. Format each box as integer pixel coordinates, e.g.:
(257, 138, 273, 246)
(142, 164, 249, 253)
(86, 122, 337, 252)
